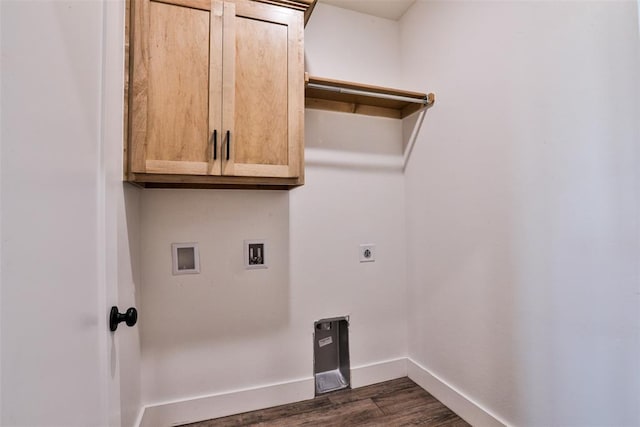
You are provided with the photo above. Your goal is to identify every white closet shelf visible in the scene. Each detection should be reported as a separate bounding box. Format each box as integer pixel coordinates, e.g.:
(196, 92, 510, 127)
(305, 74, 435, 119)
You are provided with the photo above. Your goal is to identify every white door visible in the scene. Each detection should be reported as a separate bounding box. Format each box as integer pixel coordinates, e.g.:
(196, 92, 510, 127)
(0, 1, 140, 426)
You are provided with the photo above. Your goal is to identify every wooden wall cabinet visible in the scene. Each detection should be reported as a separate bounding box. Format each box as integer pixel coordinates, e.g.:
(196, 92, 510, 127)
(126, 0, 314, 188)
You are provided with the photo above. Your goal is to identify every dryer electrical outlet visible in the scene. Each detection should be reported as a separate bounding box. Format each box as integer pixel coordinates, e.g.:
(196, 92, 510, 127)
(359, 244, 376, 262)
(244, 240, 268, 270)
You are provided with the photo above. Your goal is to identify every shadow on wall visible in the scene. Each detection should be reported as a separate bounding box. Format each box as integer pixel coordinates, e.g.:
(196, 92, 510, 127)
(124, 183, 143, 316)
(305, 108, 404, 156)
(302, 106, 430, 175)
(119, 183, 144, 426)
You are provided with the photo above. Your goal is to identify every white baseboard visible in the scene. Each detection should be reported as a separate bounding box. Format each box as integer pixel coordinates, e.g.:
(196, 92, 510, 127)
(139, 377, 314, 427)
(138, 358, 407, 427)
(133, 407, 145, 427)
(138, 358, 503, 427)
(351, 357, 407, 388)
(407, 358, 508, 427)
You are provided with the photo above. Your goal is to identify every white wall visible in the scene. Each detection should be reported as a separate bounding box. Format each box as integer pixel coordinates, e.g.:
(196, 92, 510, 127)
(1, 1, 106, 424)
(305, 2, 401, 88)
(402, 1, 640, 425)
(296, 4, 407, 378)
(289, 164, 407, 373)
(116, 184, 143, 427)
(0, 0, 130, 425)
(1, 1, 143, 425)
(139, 189, 293, 403)
(138, 2, 408, 413)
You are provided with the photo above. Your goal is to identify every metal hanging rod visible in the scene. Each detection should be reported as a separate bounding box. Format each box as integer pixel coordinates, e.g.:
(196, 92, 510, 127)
(306, 82, 433, 105)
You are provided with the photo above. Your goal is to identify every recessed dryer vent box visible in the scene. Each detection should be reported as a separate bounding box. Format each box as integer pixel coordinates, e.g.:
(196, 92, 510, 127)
(314, 316, 350, 395)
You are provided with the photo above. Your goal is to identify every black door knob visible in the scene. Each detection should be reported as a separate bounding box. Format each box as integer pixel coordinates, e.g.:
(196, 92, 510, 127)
(110, 306, 138, 332)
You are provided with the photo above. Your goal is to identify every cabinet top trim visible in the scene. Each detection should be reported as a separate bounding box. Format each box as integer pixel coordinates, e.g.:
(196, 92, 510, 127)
(252, 0, 317, 24)
(148, 0, 316, 24)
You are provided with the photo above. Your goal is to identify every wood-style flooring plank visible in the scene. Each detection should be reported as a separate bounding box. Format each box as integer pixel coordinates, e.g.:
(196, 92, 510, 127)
(181, 377, 470, 427)
(360, 400, 469, 427)
(259, 398, 384, 426)
(372, 385, 438, 415)
(233, 397, 335, 425)
(328, 377, 417, 405)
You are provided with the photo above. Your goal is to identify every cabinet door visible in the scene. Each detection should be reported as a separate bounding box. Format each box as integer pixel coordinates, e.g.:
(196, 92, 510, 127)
(130, 0, 222, 175)
(221, 0, 303, 178)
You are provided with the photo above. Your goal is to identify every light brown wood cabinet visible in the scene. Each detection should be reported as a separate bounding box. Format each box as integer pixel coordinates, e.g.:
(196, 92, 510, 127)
(126, 0, 315, 188)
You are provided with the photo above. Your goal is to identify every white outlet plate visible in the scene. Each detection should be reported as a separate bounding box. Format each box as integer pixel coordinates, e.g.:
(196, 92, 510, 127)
(244, 239, 268, 270)
(359, 244, 375, 262)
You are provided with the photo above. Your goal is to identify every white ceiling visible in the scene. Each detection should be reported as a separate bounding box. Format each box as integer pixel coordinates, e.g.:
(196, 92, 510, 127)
(318, 0, 416, 21)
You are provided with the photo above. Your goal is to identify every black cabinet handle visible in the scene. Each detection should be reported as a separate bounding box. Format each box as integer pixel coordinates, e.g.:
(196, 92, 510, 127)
(215, 130, 218, 160)
(226, 130, 230, 161)
(109, 306, 138, 332)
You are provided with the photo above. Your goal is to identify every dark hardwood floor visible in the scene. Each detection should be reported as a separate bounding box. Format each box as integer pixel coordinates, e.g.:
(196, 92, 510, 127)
(181, 377, 470, 426)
